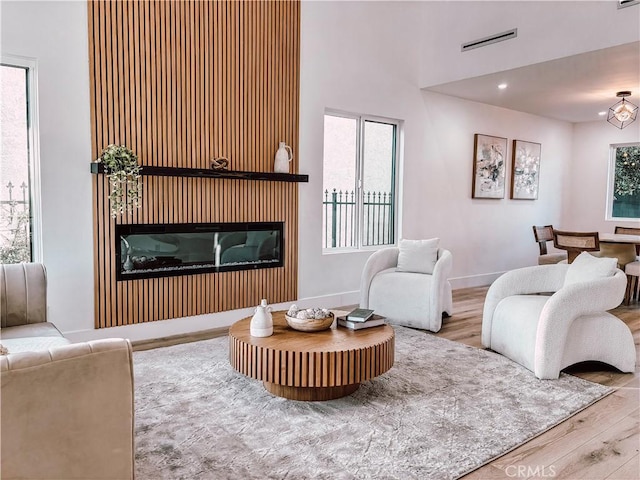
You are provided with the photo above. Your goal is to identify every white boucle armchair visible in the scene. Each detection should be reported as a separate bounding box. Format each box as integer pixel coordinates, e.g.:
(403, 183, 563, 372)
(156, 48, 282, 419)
(359, 247, 453, 332)
(482, 262, 635, 380)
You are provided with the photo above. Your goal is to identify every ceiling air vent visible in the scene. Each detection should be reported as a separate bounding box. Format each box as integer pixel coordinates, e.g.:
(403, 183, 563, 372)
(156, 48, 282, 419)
(461, 28, 518, 52)
(618, 0, 639, 8)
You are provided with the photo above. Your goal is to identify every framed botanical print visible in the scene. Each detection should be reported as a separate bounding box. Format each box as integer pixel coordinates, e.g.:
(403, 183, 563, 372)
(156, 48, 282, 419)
(510, 140, 541, 200)
(472, 134, 507, 199)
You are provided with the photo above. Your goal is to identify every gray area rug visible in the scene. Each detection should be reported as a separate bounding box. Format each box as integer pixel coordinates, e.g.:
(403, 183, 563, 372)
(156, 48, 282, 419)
(134, 326, 612, 480)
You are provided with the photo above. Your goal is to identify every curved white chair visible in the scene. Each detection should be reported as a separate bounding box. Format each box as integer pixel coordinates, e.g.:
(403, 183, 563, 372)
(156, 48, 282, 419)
(482, 255, 635, 380)
(359, 246, 453, 332)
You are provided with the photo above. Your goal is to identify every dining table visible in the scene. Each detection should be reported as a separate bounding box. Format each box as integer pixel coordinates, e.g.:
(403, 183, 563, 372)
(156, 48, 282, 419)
(598, 233, 640, 267)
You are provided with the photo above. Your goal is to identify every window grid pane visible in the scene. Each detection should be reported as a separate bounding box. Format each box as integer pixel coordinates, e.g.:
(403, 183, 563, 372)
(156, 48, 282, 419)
(362, 120, 395, 247)
(0, 65, 32, 263)
(322, 115, 358, 249)
(612, 144, 640, 220)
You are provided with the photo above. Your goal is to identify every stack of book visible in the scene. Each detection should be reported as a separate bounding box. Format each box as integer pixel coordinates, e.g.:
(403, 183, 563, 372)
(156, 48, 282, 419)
(337, 308, 386, 330)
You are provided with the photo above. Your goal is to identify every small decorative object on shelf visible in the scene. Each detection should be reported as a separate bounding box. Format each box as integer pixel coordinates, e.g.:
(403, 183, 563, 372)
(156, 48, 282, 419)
(97, 144, 142, 218)
(285, 304, 334, 332)
(274, 141, 293, 173)
(210, 157, 229, 171)
(250, 299, 273, 337)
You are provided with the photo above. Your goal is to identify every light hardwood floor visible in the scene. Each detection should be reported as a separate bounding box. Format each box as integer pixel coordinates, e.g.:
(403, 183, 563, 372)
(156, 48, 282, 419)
(448, 287, 640, 480)
(133, 286, 640, 479)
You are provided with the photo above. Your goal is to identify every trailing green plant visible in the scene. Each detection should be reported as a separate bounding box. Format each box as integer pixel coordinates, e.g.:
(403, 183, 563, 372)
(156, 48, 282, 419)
(99, 144, 142, 218)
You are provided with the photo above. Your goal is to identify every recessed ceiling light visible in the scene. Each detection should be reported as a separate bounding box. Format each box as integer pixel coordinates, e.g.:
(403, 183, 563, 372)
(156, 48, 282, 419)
(598, 111, 607, 116)
(498, 83, 508, 90)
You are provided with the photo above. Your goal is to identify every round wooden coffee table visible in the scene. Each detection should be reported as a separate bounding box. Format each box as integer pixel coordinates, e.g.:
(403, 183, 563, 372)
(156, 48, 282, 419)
(229, 311, 394, 401)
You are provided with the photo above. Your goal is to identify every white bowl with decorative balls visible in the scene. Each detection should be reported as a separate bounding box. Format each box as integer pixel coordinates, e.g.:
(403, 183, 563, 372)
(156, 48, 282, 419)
(285, 305, 334, 332)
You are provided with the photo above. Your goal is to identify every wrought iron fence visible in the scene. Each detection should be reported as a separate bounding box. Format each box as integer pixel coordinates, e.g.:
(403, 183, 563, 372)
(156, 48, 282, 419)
(323, 188, 394, 248)
(0, 181, 31, 263)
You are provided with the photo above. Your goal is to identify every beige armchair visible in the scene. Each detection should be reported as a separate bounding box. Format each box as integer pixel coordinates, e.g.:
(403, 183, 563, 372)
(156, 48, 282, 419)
(1, 263, 134, 480)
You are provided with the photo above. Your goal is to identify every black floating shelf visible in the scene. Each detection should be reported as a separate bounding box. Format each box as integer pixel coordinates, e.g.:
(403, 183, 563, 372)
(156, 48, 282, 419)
(90, 162, 308, 183)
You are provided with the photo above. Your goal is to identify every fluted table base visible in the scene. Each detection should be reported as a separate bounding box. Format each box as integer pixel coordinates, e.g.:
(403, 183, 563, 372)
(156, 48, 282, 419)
(264, 382, 360, 401)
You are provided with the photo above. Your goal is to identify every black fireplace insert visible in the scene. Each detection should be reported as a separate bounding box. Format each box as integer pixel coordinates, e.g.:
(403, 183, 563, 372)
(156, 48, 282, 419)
(116, 222, 284, 280)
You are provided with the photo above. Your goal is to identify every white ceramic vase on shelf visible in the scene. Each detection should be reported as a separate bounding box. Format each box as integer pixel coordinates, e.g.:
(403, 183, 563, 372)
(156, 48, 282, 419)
(250, 298, 273, 337)
(274, 141, 292, 173)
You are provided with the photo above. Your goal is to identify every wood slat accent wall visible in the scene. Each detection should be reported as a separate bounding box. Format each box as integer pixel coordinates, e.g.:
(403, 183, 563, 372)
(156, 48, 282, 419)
(87, 0, 300, 328)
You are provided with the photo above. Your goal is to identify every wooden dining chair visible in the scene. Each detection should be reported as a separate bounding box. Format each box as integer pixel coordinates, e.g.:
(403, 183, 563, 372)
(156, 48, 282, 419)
(615, 226, 640, 304)
(532, 225, 567, 264)
(614, 226, 640, 255)
(552, 230, 600, 264)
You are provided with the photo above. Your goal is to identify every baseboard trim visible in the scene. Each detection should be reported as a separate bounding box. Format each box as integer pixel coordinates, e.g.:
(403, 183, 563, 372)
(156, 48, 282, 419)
(132, 326, 230, 351)
(64, 275, 500, 345)
(449, 271, 504, 290)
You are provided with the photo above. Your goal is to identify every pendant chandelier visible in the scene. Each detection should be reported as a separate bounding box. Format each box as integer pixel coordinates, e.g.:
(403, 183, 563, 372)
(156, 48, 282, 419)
(607, 91, 638, 129)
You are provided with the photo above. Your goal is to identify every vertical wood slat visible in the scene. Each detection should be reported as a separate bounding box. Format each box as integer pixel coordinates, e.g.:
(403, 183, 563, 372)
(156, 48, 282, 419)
(89, 0, 300, 328)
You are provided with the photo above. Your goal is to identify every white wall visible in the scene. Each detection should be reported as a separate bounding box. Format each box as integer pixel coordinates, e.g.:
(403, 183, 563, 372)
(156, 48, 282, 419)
(564, 121, 640, 232)
(299, 0, 573, 302)
(299, 1, 424, 300)
(0, 0, 619, 343)
(420, 0, 640, 87)
(1, 1, 95, 336)
(412, 92, 572, 284)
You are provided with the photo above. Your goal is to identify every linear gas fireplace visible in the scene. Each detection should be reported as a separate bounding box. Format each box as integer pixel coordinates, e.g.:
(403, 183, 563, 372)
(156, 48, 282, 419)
(116, 222, 284, 280)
